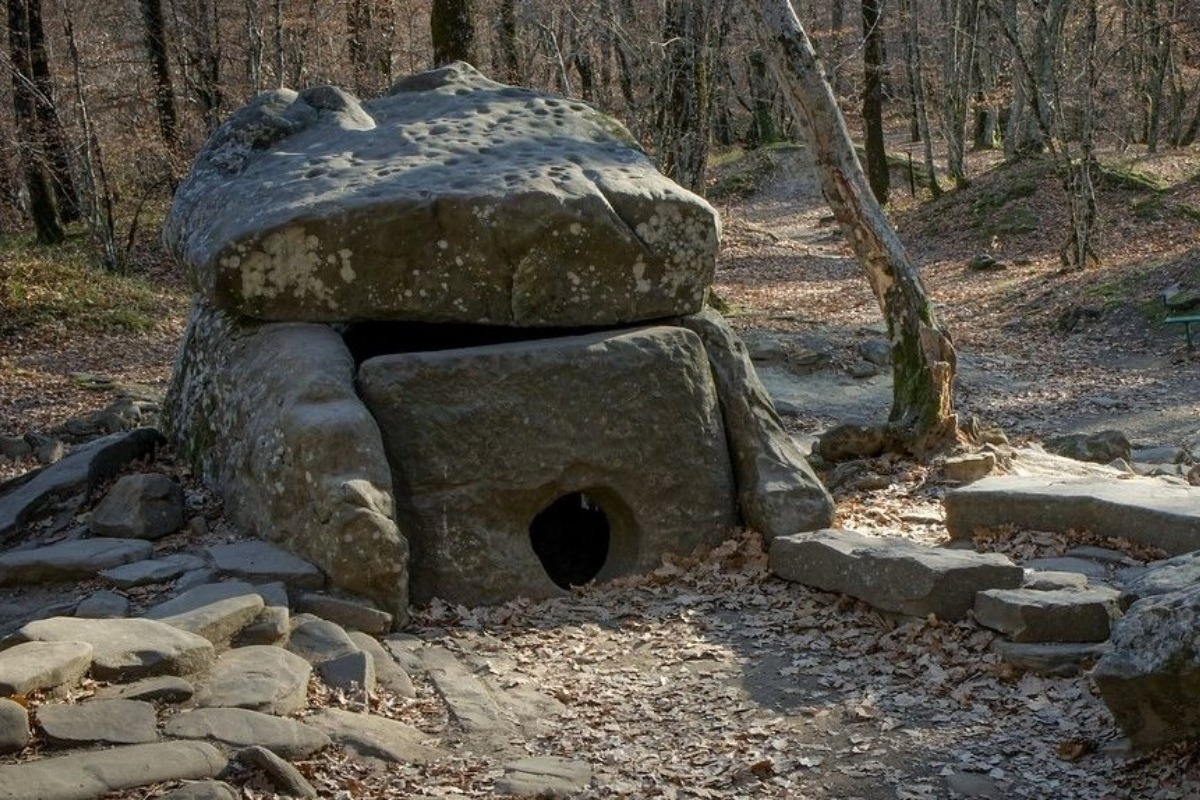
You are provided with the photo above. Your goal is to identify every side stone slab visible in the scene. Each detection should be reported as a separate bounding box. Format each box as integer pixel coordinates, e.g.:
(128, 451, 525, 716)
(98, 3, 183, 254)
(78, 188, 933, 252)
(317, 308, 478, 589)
(164, 300, 409, 622)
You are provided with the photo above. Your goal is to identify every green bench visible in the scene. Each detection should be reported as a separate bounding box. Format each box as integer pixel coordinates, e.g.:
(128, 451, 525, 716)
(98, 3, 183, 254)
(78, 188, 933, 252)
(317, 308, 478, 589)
(1166, 313, 1200, 349)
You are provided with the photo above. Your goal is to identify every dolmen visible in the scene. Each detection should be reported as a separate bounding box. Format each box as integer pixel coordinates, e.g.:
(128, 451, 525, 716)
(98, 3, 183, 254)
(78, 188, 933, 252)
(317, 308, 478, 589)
(163, 62, 833, 622)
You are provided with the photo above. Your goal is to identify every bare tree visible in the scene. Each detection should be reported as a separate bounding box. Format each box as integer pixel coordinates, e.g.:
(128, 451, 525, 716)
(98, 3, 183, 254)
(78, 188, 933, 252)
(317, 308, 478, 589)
(431, 0, 475, 66)
(751, 0, 962, 455)
(861, 0, 889, 202)
(140, 0, 179, 147)
(656, 0, 717, 193)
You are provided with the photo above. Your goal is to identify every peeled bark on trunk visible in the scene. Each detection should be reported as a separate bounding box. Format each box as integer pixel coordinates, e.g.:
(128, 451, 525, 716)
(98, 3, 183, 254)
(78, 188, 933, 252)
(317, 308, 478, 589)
(751, 0, 961, 456)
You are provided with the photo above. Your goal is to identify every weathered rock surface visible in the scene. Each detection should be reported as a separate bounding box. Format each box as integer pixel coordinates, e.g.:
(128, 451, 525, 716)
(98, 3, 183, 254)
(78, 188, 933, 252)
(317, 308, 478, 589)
(943, 452, 997, 484)
(165, 304, 406, 619)
(164, 63, 719, 327)
(306, 708, 444, 764)
(495, 756, 593, 797)
(207, 540, 325, 589)
(815, 422, 888, 462)
(287, 613, 359, 663)
(944, 476, 1200, 555)
(74, 588, 131, 618)
(770, 529, 1024, 620)
(236, 582, 291, 646)
(99, 557, 192, 588)
(1092, 583, 1200, 750)
(96, 675, 195, 704)
(974, 586, 1122, 643)
(1045, 430, 1132, 464)
(146, 581, 265, 645)
(0, 538, 153, 586)
(359, 326, 736, 605)
(161, 781, 239, 800)
(347, 630, 415, 697)
(993, 640, 1108, 677)
(194, 645, 311, 715)
(295, 592, 393, 635)
(38, 698, 158, 746)
(419, 645, 515, 747)
(0, 697, 29, 753)
(0, 640, 93, 696)
(1117, 551, 1200, 605)
(164, 708, 330, 759)
(0, 428, 164, 543)
(16, 617, 214, 680)
(317, 650, 374, 693)
(88, 473, 185, 540)
(0, 741, 226, 800)
(676, 309, 834, 539)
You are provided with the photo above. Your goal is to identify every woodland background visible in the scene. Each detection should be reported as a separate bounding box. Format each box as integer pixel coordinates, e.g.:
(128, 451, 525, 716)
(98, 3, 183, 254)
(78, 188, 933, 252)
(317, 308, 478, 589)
(4, 0, 1200, 273)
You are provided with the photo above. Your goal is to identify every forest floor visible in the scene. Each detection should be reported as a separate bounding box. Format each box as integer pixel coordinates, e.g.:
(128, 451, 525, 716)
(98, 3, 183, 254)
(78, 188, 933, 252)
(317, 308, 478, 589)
(2, 144, 1200, 797)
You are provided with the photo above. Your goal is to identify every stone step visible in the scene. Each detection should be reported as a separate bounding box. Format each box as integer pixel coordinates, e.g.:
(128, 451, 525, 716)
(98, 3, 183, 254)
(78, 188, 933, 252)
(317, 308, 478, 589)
(974, 586, 1122, 643)
(15, 617, 214, 681)
(418, 645, 517, 747)
(0, 640, 92, 696)
(0, 538, 153, 586)
(163, 708, 330, 759)
(945, 476, 1200, 555)
(770, 528, 1023, 620)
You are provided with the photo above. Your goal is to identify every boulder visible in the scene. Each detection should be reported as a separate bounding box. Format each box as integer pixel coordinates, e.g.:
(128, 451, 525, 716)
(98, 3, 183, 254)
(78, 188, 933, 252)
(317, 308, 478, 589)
(944, 476, 1200, 555)
(96, 675, 195, 704)
(164, 302, 407, 619)
(1092, 583, 1200, 750)
(88, 473, 185, 540)
(0, 428, 164, 544)
(164, 63, 719, 327)
(16, 617, 214, 681)
(943, 452, 997, 484)
(675, 309, 834, 539)
(358, 326, 737, 606)
(74, 589, 131, 618)
(161, 782, 239, 800)
(770, 528, 1023, 620)
(347, 631, 415, 698)
(973, 586, 1122, 642)
(1044, 430, 1132, 464)
(815, 422, 888, 462)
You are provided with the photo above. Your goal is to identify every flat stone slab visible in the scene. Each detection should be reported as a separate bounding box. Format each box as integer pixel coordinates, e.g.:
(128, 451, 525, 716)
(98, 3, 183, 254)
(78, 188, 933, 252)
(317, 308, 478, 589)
(359, 326, 736, 605)
(306, 708, 444, 764)
(238, 744, 317, 799)
(992, 640, 1108, 677)
(0, 428, 164, 544)
(496, 756, 592, 796)
(770, 528, 1023, 620)
(74, 588, 131, 618)
(347, 631, 415, 698)
(944, 476, 1200, 555)
(164, 708, 330, 759)
(207, 540, 324, 589)
(16, 617, 214, 681)
(0, 538, 153, 586)
(0, 640, 93, 696)
(1022, 556, 1109, 581)
(295, 592, 392, 635)
(164, 63, 718, 327)
(145, 581, 265, 645)
(974, 586, 1122, 643)
(161, 781, 239, 800)
(287, 613, 359, 664)
(0, 741, 226, 800)
(38, 698, 158, 745)
(99, 557, 193, 588)
(195, 645, 311, 715)
(419, 646, 514, 745)
(96, 675, 195, 704)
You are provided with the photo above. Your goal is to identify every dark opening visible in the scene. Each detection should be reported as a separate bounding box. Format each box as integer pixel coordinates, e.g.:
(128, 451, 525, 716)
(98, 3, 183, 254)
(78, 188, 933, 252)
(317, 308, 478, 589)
(342, 320, 639, 367)
(529, 492, 610, 589)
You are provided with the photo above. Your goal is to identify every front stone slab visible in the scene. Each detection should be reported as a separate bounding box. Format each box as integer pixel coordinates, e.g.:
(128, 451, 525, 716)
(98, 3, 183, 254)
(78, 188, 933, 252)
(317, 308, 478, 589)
(357, 326, 737, 606)
(164, 63, 720, 326)
(944, 476, 1200, 555)
(164, 300, 408, 622)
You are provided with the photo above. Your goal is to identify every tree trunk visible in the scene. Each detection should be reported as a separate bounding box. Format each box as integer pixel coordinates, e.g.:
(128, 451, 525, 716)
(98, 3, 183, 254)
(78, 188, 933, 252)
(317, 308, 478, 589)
(861, 0, 889, 203)
(902, 0, 942, 197)
(747, 50, 779, 146)
(26, 0, 79, 221)
(140, 0, 178, 146)
(498, 0, 521, 83)
(430, 0, 474, 66)
(751, 0, 961, 455)
(7, 0, 64, 244)
(656, 0, 714, 194)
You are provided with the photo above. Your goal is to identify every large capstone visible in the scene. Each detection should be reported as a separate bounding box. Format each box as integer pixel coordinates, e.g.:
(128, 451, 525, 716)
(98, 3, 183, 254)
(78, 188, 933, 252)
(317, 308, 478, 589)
(357, 326, 737, 606)
(164, 300, 408, 622)
(164, 62, 719, 327)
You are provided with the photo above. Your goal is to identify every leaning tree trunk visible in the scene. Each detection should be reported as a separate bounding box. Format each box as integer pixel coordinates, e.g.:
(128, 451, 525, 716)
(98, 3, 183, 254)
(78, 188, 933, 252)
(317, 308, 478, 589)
(751, 0, 961, 456)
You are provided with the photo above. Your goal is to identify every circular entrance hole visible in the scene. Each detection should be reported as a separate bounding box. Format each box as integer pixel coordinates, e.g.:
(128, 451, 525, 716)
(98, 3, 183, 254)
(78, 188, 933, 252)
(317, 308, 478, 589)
(529, 492, 610, 590)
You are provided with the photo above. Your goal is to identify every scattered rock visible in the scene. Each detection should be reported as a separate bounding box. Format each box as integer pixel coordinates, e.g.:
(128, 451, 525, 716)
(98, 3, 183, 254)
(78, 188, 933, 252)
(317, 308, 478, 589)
(944, 770, 1002, 798)
(160, 781, 239, 800)
(163, 708, 330, 759)
(0, 640, 93, 696)
(0, 697, 29, 754)
(38, 698, 158, 746)
(968, 253, 1006, 272)
(287, 613, 358, 664)
(295, 592, 392, 635)
(993, 640, 1108, 677)
(495, 756, 593, 797)
(99, 557, 192, 588)
(305, 708, 444, 765)
(238, 744, 317, 799)
(943, 452, 997, 484)
(207, 540, 324, 590)
(846, 360, 880, 379)
(858, 339, 891, 366)
(0, 538, 153, 586)
(0, 436, 31, 460)
(317, 650, 374, 695)
(236, 582, 291, 646)
(944, 476, 1200, 555)
(195, 646, 311, 715)
(771, 528, 1023, 620)
(816, 422, 888, 463)
(35, 439, 66, 465)
(1021, 570, 1088, 591)
(0, 741, 226, 800)
(1064, 545, 1137, 566)
(16, 616, 214, 681)
(974, 586, 1122, 643)
(1022, 557, 1110, 582)
(1131, 445, 1188, 465)
(419, 646, 515, 746)
(1116, 551, 1200, 605)
(145, 581, 265, 645)
(96, 675, 195, 704)
(74, 589, 130, 619)
(347, 631, 415, 698)
(1092, 583, 1200, 750)
(88, 473, 185, 540)
(1044, 430, 1132, 464)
